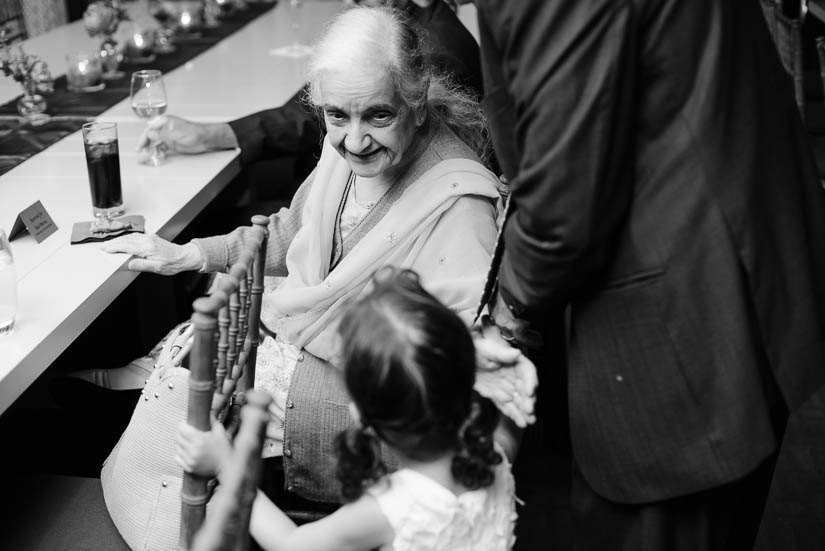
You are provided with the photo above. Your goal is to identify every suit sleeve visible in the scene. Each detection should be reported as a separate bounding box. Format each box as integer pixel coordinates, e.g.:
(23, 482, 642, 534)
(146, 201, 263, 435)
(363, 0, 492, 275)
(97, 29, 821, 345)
(480, 0, 638, 317)
(227, 84, 325, 165)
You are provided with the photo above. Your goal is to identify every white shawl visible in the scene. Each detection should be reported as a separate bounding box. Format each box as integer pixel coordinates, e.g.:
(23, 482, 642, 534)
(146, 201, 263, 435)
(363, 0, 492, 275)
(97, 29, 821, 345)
(265, 138, 500, 361)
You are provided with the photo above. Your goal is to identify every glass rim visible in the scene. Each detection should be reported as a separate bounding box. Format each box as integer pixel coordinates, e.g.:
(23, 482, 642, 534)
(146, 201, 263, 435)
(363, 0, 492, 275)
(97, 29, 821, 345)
(81, 121, 118, 133)
(131, 69, 163, 78)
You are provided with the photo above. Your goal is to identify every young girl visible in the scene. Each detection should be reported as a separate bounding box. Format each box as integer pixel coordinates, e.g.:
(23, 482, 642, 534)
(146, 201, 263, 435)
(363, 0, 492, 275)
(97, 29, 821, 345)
(176, 269, 519, 551)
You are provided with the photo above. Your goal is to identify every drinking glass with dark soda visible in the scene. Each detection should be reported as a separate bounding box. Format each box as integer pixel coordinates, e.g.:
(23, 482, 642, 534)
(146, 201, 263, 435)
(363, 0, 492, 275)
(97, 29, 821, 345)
(82, 122, 124, 220)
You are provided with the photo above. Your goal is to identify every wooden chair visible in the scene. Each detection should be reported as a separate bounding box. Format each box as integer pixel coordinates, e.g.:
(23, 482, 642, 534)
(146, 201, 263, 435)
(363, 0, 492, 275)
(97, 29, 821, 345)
(181, 214, 270, 550)
(0, 215, 269, 551)
(191, 391, 272, 551)
(182, 212, 335, 540)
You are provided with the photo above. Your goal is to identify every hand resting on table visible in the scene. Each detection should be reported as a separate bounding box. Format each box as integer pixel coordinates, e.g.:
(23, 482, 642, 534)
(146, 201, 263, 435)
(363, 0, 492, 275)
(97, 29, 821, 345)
(101, 233, 204, 275)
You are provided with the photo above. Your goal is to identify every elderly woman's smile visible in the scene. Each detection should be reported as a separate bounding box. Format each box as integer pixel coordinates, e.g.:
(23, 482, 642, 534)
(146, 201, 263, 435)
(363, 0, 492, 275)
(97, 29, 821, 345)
(321, 67, 422, 181)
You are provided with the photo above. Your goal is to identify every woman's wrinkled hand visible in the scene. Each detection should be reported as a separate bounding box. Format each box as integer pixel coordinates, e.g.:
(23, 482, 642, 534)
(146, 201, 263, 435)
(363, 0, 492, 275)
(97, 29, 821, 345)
(473, 326, 538, 428)
(175, 421, 232, 478)
(101, 233, 204, 275)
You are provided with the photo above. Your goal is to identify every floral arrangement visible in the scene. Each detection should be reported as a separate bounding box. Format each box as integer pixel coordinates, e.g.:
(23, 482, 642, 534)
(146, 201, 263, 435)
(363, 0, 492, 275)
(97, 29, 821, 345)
(0, 32, 54, 94)
(83, 0, 130, 37)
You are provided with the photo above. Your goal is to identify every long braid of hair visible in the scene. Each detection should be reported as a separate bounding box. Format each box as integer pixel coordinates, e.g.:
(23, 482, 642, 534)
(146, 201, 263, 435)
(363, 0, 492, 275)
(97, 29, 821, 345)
(335, 425, 388, 501)
(451, 392, 502, 490)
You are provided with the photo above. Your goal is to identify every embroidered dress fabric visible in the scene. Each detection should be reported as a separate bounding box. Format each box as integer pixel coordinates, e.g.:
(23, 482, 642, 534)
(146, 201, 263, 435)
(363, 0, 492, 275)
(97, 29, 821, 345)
(368, 450, 518, 551)
(257, 276, 300, 457)
(339, 177, 377, 240)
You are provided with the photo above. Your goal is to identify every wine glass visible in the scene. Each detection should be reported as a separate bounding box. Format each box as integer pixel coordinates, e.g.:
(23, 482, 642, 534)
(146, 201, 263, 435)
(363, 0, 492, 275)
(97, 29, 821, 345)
(269, 0, 314, 58)
(130, 70, 168, 166)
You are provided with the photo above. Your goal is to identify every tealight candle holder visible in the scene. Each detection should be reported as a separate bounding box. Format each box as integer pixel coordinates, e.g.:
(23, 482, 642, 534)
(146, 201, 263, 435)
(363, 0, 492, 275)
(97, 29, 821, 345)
(203, 0, 221, 28)
(174, 1, 204, 40)
(65, 52, 105, 93)
(124, 27, 157, 63)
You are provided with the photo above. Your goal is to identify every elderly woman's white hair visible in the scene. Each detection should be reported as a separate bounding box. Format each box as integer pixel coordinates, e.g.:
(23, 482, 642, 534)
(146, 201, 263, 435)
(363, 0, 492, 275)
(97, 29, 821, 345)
(306, 6, 490, 164)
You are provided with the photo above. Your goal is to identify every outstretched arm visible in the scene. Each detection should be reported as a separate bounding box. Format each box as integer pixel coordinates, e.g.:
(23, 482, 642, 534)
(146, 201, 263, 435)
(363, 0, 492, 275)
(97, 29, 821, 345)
(175, 425, 393, 551)
(228, 86, 325, 165)
(248, 492, 393, 551)
(175, 420, 393, 551)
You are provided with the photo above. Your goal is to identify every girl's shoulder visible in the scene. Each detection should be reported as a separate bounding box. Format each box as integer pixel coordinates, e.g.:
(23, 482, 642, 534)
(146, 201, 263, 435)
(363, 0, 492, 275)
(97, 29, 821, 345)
(368, 463, 517, 551)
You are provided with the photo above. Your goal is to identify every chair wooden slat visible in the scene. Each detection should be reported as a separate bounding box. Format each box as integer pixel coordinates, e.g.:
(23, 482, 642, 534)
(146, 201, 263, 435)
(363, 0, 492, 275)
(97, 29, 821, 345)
(216, 300, 230, 393)
(181, 299, 222, 549)
(191, 391, 272, 551)
(180, 216, 269, 550)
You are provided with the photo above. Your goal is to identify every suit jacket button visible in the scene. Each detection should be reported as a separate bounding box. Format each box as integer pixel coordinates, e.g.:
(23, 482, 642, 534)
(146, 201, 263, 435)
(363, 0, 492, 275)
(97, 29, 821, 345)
(284, 448, 292, 458)
(286, 399, 295, 409)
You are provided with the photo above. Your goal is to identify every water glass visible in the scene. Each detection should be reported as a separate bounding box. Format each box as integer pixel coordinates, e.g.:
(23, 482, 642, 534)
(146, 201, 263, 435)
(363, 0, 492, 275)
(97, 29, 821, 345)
(269, 0, 313, 58)
(82, 122, 124, 220)
(0, 229, 17, 336)
(131, 70, 169, 166)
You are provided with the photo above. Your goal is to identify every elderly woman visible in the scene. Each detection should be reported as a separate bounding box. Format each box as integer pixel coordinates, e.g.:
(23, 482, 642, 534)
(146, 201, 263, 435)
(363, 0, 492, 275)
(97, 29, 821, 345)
(103, 6, 502, 504)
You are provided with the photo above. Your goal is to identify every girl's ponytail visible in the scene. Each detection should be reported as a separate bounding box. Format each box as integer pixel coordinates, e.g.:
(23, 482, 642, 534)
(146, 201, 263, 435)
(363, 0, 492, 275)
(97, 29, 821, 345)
(451, 392, 502, 490)
(335, 424, 388, 501)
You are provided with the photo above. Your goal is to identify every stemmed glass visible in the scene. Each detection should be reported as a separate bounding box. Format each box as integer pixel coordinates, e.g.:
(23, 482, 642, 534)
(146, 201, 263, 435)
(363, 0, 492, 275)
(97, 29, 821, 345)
(130, 70, 168, 166)
(269, 0, 314, 58)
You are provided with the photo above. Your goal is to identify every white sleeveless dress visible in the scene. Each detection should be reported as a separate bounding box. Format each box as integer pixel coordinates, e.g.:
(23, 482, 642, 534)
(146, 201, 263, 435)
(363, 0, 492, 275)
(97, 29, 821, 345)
(367, 453, 518, 551)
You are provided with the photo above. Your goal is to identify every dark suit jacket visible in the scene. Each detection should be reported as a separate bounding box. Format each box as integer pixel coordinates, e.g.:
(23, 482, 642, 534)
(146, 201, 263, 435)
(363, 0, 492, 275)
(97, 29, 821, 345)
(477, 0, 825, 504)
(228, 0, 482, 166)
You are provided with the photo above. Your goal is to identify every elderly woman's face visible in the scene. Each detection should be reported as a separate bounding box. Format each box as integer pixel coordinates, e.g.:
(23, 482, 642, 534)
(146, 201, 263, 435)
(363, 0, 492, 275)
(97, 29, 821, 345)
(320, 68, 421, 179)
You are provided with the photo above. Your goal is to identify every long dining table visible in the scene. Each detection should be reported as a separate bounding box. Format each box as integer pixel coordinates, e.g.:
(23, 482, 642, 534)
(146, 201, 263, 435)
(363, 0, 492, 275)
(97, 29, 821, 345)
(0, 0, 342, 416)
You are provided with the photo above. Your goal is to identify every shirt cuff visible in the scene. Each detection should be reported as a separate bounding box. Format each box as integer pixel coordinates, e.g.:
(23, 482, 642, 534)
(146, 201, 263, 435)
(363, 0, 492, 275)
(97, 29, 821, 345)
(490, 289, 542, 349)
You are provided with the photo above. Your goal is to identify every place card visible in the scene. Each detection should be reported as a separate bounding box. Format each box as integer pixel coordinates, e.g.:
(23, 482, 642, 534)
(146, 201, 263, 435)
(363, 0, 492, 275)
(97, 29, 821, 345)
(9, 200, 58, 243)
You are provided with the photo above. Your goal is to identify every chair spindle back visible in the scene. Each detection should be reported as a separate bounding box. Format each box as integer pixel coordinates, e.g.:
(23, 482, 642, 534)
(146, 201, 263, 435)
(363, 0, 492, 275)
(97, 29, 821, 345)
(190, 391, 272, 551)
(180, 215, 269, 550)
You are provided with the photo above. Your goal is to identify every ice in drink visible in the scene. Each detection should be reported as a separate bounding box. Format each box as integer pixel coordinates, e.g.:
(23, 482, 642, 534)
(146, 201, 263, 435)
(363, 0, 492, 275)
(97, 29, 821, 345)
(82, 122, 124, 219)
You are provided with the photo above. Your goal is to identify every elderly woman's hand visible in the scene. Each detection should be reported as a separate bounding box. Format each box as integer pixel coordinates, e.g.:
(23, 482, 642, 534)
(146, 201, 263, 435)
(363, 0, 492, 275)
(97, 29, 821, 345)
(474, 327, 538, 428)
(101, 233, 204, 275)
(137, 115, 238, 159)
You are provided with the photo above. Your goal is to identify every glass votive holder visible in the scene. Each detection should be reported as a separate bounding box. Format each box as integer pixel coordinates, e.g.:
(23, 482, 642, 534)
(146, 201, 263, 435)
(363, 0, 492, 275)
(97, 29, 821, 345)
(66, 52, 105, 93)
(172, 1, 204, 39)
(124, 27, 157, 64)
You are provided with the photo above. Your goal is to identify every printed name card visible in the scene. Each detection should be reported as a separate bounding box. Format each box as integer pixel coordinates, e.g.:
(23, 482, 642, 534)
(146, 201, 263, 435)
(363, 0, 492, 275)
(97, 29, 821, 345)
(9, 200, 58, 243)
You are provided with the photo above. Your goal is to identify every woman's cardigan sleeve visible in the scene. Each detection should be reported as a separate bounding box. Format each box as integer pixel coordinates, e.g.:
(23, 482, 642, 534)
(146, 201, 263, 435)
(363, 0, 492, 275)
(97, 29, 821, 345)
(190, 169, 316, 276)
